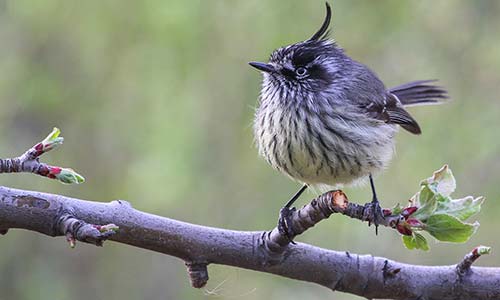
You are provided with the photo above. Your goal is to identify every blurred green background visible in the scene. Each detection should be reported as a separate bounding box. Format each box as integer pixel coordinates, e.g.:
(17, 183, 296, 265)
(1, 0, 499, 299)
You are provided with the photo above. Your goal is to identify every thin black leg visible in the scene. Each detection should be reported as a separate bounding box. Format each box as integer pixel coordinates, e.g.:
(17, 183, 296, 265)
(367, 173, 384, 235)
(278, 184, 308, 243)
(284, 184, 308, 208)
(369, 174, 378, 204)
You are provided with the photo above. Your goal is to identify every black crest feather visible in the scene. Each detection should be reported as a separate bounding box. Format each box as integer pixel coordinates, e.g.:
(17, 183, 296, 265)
(309, 2, 332, 41)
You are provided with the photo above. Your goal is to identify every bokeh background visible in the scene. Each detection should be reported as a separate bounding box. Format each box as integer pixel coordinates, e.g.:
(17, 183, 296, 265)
(1, 0, 499, 299)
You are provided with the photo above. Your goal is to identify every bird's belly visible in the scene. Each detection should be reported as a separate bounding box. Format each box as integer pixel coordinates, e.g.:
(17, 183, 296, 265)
(285, 136, 389, 187)
(254, 106, 396, 187)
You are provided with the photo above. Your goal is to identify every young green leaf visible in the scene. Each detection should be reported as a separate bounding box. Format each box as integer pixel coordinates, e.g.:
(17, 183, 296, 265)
(425, 214, 478, 243)
(421, 164, 456, 197)
(41, 127, 64, 152)
(410, 185, 438, 221)
(434, 195, 484, 221)
(402, 232, 429, 251)
(55, 168, 85, 184)
(391, 203, 403, 215)
(399, 165, 484, 251)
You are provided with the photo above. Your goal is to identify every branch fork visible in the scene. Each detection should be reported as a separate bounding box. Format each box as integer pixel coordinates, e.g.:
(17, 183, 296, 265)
(0, 128, 84, 184)
(262, 190, 405, 256)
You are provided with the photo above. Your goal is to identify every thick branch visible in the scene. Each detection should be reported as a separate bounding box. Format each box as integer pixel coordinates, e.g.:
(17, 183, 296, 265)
(1, 186, 499, 300)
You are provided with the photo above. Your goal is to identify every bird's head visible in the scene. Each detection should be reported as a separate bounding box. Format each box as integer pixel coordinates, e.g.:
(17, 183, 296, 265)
(249, 3, 346, 100)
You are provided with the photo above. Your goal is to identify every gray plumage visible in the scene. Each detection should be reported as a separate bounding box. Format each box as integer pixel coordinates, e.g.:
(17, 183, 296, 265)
(250, 3, 447, 191)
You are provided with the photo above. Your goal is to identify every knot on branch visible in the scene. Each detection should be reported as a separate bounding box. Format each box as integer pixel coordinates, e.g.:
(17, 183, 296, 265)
(185, 261, 209, 288)
(456, 246, 491, 278)
(382, 260, 401, 283)
(57, 211, 119, 248)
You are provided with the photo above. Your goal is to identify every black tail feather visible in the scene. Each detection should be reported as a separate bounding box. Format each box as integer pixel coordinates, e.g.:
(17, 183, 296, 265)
(389, 80, 448, 107)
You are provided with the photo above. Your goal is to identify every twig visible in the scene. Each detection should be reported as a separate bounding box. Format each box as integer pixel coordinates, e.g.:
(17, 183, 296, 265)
(263, 190, 405, 255)
(186, 262, 209, 288)
(58, 212, 118, 248)
(0, 128, 84, 184)
(456, 246, 492, 277)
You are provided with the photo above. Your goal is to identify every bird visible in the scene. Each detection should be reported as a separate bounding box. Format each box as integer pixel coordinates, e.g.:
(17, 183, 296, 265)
(249, 2, 447, 239)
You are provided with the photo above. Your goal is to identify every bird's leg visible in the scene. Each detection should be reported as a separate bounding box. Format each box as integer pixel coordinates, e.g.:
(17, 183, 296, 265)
(366, 174, 385, 235)
(278, 184, 308, 243)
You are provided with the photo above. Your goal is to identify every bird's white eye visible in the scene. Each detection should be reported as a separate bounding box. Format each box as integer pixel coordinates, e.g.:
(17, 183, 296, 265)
(295, 67, 307, 76)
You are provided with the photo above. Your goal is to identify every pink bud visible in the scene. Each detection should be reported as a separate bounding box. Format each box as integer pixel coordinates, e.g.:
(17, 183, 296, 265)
(406, 218, 423, 227)
(50, 167, 62, 175)
(401, 206, 418, 219)
(47, 167, 62, 179)
(383, 209, 392, 217)
(396, 223, 413, 236)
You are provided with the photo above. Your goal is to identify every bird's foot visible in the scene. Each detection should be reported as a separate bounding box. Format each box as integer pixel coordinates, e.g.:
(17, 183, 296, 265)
(278, 206, 297, 244)
(363, 199, 385, 235)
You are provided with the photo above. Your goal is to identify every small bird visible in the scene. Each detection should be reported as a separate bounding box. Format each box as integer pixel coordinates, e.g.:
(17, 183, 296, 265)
(249, 3, 447, 239)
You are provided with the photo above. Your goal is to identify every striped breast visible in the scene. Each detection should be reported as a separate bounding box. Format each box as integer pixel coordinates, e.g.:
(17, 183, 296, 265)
(254, 94, 397, 188)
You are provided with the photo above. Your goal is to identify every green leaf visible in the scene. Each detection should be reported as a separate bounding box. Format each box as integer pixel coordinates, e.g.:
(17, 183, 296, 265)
(56, 168, 85, 184)
(391, 203, 403, 215)
(421, 165, 456, 197)
(401, 165, 484, 251)
(402, 235, 415, 250)
(475, 245, 491, 256)
(411, 185, 438, 221)
(425, 214, 478, 243)
(434, 195, 484, 221)
(402, 232, 429, 251)
(418, 184, 434, 204)
(41, 127, 64, 151)
(47, 127, 61, 140)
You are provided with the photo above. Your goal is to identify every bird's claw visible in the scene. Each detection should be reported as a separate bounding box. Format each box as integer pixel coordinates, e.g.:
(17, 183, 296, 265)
(364, 199, 385, 235)
(278, 206, 297, 244)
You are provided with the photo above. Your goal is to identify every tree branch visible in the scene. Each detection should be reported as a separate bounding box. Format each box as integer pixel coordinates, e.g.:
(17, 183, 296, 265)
(456, 246, 492, 278)
(1, 186, 499, 300)
(0, 128, 84, 184)
(1, 129, 498, 299)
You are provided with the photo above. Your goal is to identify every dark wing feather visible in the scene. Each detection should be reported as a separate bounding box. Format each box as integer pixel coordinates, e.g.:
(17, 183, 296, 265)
(343, 62, 428, 135)
(364, 92, 422, 135)
(385, 104, 421, 134)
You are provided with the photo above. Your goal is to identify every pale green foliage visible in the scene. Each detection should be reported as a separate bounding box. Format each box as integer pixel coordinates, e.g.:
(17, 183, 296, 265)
(41, 127, 64, 151)
(402, 165, 484, 251)
(56, 168, 85, 184)
(425, 214, 478, 243)
(476, 245, 492, 256)
(402, 233, 429, 251)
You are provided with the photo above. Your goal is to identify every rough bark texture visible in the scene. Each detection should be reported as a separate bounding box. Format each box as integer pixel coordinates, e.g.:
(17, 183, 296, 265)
(1, 186, 499, 300)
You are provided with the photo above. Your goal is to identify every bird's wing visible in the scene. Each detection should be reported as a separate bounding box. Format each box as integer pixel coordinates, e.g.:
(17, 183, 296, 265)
(342, 61, 422, 134)
(363, 92, 422, 135)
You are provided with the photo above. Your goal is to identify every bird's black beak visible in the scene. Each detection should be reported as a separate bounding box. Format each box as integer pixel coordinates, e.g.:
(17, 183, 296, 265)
(248, 62, 275, 73)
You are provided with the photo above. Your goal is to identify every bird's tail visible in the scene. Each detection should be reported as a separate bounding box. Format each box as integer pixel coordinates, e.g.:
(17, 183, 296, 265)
(389, 80, 448, 107)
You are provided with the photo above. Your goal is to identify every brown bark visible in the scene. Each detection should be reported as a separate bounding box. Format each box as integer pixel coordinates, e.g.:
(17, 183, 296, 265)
(1, 186, 498, 300)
